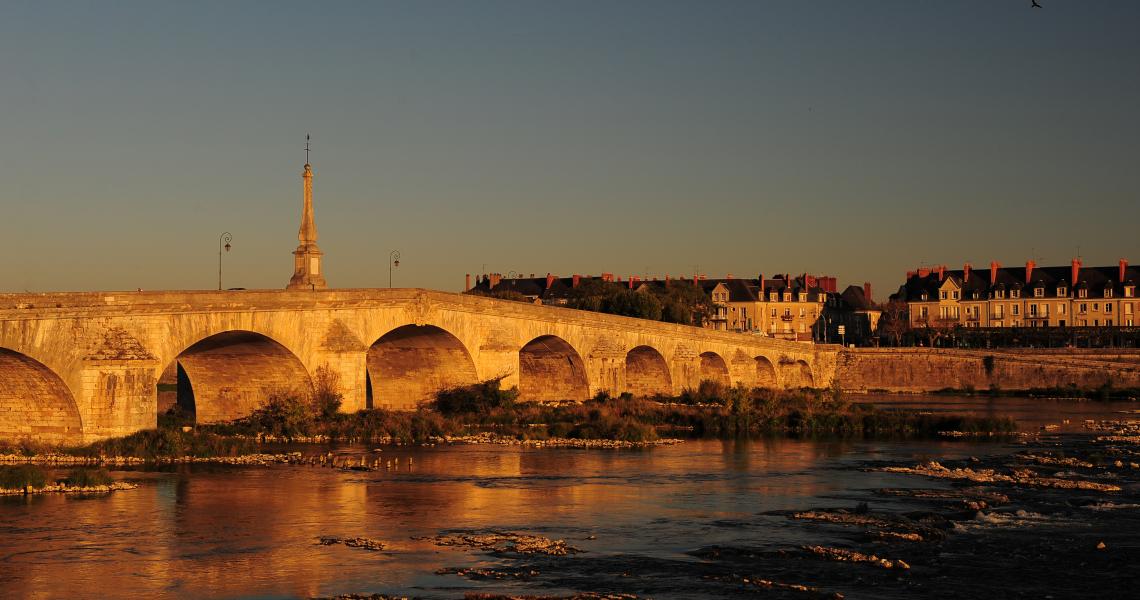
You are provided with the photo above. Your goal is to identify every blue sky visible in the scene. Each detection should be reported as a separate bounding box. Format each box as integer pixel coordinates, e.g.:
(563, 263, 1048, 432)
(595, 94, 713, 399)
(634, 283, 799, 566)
(2, 1, 1137, 298)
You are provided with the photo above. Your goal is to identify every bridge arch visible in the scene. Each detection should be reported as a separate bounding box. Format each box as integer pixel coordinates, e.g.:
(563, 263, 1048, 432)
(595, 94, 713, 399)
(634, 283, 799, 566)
(624, 345, 672, 397)
(367, 324, 479, 410)
(519, 335, 589, 402)
(755, 356, 778, 388)
(699, 351, 731, 387)
(165, 331, 312, 424)
(779, 359, 815, 389)
(0, 347, 83, 444)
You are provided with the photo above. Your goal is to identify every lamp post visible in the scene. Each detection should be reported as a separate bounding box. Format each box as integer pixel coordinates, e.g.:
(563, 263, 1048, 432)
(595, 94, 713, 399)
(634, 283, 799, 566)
(389, 250, 401, 288)
(218, 232, 232, 291)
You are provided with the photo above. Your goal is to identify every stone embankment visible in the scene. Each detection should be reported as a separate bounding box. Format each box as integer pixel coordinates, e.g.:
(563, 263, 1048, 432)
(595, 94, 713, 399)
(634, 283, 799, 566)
(837, 347, 1140, 393)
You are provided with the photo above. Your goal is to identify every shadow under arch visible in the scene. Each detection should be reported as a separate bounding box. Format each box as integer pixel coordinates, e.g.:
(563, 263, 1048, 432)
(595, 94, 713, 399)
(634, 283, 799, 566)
(519, 335, 589, 402)
(162, 330, 312, 424)
(366, 324, 479, 410)
(779, 359, 815, 389)
(754, 355, 779, 389)
(0, 347, 83, 444)
(624, 345, 672, 397)
(698, 351, 730, 387)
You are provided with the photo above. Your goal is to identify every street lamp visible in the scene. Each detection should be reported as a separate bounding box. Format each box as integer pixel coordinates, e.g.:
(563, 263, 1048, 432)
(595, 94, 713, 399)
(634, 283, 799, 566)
(389, 250, 401, 288)
(218, 232, 232, 291)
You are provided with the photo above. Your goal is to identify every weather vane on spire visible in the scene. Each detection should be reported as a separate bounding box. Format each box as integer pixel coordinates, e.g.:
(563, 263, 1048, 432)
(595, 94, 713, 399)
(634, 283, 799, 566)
(305, 134, 311, 165)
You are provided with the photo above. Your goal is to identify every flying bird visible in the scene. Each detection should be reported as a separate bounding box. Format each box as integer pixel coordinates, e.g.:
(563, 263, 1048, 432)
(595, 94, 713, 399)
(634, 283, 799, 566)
(1031, 0, 1041, 7)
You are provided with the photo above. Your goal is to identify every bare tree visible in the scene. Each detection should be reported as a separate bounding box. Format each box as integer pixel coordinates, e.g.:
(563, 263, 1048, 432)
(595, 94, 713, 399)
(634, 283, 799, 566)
(880, 298, 911, 346)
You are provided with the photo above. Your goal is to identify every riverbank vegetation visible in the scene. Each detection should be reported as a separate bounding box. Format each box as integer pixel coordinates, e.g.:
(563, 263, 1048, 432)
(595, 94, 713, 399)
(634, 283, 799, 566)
(923, 381, 1139, 401)
(1, 377, 1017, 461)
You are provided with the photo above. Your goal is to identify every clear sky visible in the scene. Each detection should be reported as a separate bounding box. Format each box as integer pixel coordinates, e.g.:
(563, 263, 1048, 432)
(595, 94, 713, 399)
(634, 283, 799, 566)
(2, 1, 1138, 299)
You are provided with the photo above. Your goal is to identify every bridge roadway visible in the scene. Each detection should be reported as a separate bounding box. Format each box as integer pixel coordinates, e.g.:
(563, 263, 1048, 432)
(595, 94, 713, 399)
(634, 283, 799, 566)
(0, 288, 838, 443)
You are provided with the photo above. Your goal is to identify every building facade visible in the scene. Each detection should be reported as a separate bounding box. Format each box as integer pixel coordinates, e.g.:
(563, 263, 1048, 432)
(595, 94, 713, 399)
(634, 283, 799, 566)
(896, 259, 1137, 329)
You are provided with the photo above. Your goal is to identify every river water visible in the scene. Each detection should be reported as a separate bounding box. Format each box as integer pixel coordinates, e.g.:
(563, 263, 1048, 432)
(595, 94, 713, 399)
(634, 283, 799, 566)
(1, 395, 1137, 599)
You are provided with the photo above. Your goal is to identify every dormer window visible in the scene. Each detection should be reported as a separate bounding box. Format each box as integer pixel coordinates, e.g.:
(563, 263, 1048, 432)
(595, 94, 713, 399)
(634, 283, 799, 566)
(921, 293, 929, 301)
(1105, 289, 1114, 298)
(1034, 288, 1044, 298)
(799, 293, 807, 302)
(1057, 287, 1067, 297)
(1126, 286, 1135, 298)
(952, 291, 960, 300)
(1011, 290, 1021, 299)
(940, 291, 947, 300)
(783, 293, 791, 302)
(995, 290, 1004, 299)
(769, 292, 777, 302)
(1079, 289, 1088, 299)
(972, 291, 980, 300)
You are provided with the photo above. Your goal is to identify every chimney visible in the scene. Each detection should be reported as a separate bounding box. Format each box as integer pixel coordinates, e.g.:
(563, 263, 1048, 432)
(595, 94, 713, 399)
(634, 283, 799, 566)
(602, 272, 613, 283)
(572, 274, 581, 288)
(529, 273, 534, 278)
(1025, 260, 1036, 284)
(489, 273, 501, 288)
(1120, 258, 1128, 282)
(1071, 258, 1082, 285)
(546, 273, 555, 289)
(726, 273, 733, 280)
(628, 278, 634, 289)
(937, 265, 946, 282)
(758, 273, 764, 295)
(465, 273, 471, 292)
(693, 275, 698, 285)
(990, 261, 1001, 286)
(963, 263, 971, 283)
(863, 282, 872, 303)
(918, 267, 931, 278)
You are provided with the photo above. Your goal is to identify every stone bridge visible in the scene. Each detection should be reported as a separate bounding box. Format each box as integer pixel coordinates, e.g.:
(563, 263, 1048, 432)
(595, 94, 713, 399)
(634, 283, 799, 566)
(0, 289, 838, 444)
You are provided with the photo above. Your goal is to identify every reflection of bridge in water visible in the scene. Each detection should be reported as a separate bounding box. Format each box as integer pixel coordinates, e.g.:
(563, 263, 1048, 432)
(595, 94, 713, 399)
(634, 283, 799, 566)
(0, 288, 837, 443)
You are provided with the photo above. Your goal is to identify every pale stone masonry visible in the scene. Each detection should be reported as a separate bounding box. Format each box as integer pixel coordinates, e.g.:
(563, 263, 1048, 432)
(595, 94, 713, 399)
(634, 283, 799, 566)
(0, 289, 832, 444)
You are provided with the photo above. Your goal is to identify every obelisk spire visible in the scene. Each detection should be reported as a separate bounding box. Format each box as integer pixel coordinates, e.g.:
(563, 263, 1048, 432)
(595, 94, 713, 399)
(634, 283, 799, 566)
(287, 134, 327, 290)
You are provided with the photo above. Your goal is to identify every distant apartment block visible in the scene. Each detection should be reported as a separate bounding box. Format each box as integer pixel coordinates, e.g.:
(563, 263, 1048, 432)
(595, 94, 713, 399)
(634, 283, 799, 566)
(895, 259, 1137, 329)
(467, 271, 878, 343)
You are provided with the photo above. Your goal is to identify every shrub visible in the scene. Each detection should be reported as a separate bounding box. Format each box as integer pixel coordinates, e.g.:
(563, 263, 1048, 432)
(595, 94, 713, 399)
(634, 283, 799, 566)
(67, 468, 114, 487)
(434, 377, 518, 414)
(0, 465, 47, 489)
(312, 365, 344, 420)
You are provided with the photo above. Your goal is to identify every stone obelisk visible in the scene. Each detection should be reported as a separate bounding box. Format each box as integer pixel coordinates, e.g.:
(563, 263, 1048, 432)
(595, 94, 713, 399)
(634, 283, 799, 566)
(287, 136, 327, 290)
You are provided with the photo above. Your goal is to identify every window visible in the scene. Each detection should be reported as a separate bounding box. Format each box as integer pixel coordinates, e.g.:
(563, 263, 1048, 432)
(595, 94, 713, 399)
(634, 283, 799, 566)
(995, 290, 1004, 299)
(1126, 286, 1135, 298)
(1105, 289, 1114, 298)
(1057, 287, 1067, 296)
(1012, 304, 1020, 316)
(1126, 303, 1134, 315)
(919, 307, 928, 318)
(799, 293, 807, 302)
(770, 308, 777, 317)
(1059, 303, 1066, 315)
(783, 293, 791, 302)
(1107, 319, 1114, 326)
(783, 308, 791, 317)
(972, 291, 980, 299)
(953, 291, 960, 300)
(1011, 290, 1021, 299)
(1106, 304, 1113, 314)
(993, 306, 1004, 318)
(1034, 288, 1044, 298)
(770, 293, 778, 302)
(799, 307, 805, 317)
(940, 291, 947, 300)
(798, 323, 805, 333)
(1029, 304, 1038, 317)
(1093, 303, 1100, 312)
(1079, 289, 1088, 298)
(921, 293, 929, 301)
(1080, 303, 1088, 313)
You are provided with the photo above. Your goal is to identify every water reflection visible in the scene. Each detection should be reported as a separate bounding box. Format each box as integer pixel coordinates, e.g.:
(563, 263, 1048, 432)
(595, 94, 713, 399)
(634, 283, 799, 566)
(1, 395, 1129, 598)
